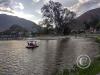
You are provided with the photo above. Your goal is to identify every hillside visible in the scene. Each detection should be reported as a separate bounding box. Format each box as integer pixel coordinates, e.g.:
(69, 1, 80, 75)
(71, 8, 100, 31)
(0, 14, 41, 32)
(77, 8, 100, 23)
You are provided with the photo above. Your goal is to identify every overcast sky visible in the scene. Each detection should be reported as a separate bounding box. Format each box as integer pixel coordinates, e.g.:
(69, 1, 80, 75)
(0, 0, 100, 24)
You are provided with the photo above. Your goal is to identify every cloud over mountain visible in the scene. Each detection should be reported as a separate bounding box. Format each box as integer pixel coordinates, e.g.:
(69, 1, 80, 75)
(69, 0, 100, 16)
(0, 0, 99, 24)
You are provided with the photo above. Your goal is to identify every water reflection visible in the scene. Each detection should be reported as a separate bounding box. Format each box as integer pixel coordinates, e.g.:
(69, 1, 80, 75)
(43, 39, 69, 75)
(0, 37, 99, 75)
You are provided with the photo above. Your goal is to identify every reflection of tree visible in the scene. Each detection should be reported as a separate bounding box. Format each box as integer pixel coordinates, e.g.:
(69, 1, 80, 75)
(55, 39, 68, 64)
(43, 39, 68, 75)
(41, 0, 76, 35)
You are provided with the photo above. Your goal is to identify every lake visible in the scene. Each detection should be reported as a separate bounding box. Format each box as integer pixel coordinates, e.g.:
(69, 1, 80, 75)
(0, 37, 99, 75)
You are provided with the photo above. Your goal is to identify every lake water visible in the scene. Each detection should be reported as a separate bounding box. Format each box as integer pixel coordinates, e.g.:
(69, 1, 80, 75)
(0, 37, 99, 75)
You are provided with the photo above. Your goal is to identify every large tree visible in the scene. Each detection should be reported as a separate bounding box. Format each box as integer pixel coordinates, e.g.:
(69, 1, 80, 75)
(41, 0, 76, 35)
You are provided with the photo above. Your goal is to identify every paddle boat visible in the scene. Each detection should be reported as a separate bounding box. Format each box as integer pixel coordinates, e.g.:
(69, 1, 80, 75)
(26, 41, 38, 49)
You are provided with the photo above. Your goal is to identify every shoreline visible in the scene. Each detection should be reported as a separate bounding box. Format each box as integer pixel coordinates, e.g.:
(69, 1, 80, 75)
(0, 36, 69, 40)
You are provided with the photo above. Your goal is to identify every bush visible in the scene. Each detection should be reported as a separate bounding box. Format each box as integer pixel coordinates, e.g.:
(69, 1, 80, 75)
(95, 36, 100, 43)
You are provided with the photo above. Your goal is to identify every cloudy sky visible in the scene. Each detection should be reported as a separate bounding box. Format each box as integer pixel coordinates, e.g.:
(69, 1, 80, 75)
(0, 0, 100, 24)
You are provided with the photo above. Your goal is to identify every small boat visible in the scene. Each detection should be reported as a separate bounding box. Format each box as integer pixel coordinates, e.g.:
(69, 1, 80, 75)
(26, 41, 39, 49)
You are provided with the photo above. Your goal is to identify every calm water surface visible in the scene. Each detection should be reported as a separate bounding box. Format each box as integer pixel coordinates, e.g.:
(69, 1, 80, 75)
(0, 37, 99, 75)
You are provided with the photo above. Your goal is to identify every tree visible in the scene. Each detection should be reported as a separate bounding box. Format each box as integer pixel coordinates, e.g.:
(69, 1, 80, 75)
(96, 21, 100, 30)
(41, 0, 76, 35)
(41, 19, 53, 34)
(84, 18, 100, 30)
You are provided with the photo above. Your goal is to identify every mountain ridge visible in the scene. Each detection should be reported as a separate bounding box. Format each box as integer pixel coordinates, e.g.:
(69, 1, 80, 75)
(0, 14, 40, 32)
(77, 8, 100, 23)
(71, 8, 100, 30)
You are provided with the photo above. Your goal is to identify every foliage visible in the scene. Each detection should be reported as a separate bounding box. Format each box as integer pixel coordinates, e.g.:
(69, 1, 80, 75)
(40, 19, 54, 34)
(96, 22, 100, 30)
(84, 18, 100, 30)
(41, 0, 76, 35)
(95, 36, 100, 43)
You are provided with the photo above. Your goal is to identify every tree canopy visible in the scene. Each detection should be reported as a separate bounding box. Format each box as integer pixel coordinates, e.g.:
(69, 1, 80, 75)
(41, 0, 76, 35)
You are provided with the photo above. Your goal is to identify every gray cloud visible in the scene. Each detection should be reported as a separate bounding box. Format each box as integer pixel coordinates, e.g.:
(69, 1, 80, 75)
(31, 0, 100, 23)
(0, 0, 25, 13)
(69, 0, 100, 16)
(0, 0, 99, 24)
(43, 0, 78, 7)
(0, 0, 11, 7)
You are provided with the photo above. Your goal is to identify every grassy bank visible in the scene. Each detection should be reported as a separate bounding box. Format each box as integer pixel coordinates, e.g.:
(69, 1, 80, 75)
(55, 37, 100, 75)
(95, 36, 100, 43)
(55, 56, 100, 75)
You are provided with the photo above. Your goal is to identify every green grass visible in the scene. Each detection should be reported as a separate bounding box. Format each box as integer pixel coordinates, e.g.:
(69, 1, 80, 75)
(95, 36, 100, 43)
(56, 56, 100, 75)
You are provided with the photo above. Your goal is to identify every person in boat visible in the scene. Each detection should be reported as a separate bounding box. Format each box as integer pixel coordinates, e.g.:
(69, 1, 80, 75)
(26, 41, 38, 48)
(29, 41, 33, 46)
(27, 41, 37, 46)
(27, 41, 30, 45)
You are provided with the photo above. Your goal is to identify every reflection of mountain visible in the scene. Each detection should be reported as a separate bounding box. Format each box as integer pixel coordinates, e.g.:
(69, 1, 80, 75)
(0, 14, 40, 32)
